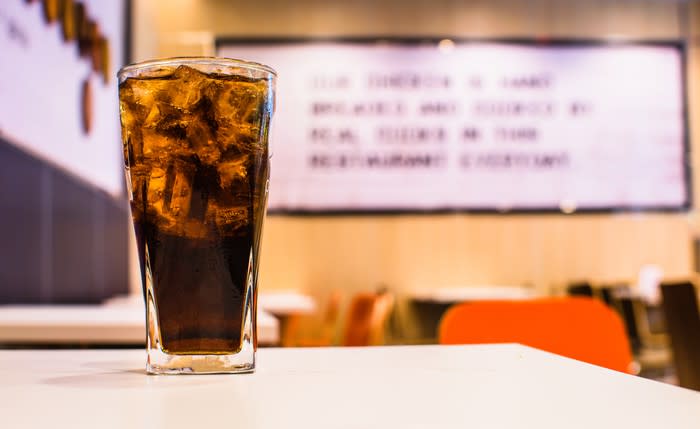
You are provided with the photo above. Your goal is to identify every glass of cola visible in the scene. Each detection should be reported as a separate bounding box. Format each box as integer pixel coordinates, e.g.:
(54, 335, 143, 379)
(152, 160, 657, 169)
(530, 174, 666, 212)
(118, 57, 276, 374)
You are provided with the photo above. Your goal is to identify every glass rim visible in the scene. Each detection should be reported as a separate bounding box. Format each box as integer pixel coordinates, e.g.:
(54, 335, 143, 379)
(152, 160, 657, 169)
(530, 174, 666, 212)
(117, 56, 277, 80)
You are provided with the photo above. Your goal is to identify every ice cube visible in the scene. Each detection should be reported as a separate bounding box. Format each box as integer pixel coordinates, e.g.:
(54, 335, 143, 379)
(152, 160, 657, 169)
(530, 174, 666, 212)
(134, 165, 170, 229)
(213, 78, 266, 124)
(165, 65, 210, 111)
(140, 129, 172, 160)
(216, 157, 248, 188)
(206, 202, 249, 236)
(121, 128, 144, 167)
(125, 164, 150, 217)
(206, 78, 269, 154)
(185, 117, 219, 165)
(120, 76, 173, 115)
(139, 103, 196, 162)
(216, 122, 260, 155)
(166, 160, 195, 220)
(146, 166, 168, 215)
(145, 160, 215, 238)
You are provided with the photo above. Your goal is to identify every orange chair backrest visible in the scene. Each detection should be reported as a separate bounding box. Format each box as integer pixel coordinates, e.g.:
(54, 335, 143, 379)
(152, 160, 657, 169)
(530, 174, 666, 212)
(323, 290, 343, 327)
(438, 297, 634, 373)
(342, 292, 394, 347)
(280, 290, 343, 347)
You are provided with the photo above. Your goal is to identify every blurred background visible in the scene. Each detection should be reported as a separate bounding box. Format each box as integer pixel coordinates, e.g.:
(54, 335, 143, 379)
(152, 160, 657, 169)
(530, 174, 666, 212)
(1, 0, 700, 390)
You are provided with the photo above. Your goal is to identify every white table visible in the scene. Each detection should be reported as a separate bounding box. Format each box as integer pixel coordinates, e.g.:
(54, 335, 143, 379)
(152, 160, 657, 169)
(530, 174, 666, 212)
(257, 291, 316, 316)
(0, 344, 698, 428)
(0, 300, 279, 346)
(411, 285, 541, 303)
(0, 291, 316, 346)
(103, 291, 317, 317)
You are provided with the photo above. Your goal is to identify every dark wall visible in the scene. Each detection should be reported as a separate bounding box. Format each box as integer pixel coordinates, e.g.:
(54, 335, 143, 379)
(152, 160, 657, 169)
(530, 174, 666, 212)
(0, 136, 129, 303)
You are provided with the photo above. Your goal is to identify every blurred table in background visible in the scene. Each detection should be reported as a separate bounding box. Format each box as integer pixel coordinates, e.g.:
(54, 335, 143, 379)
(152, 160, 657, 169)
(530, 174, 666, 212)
(255, 291, 317, 347)
(1, 344, 698, 428)
(0, 291, 315, 347)
(256, 291, 316, 317)
(410, 285, 541, 304)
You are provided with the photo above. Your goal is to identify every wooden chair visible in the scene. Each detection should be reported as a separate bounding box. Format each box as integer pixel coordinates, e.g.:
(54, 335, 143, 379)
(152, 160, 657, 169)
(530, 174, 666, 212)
(341, 292, 395, 346)
(601, 286, 672, 377)
(593, 285, 644, 351)
(567, 282, 594, 297)
(281, 291, 342, 347)
(598, 286, 616, 308)
(660, 282, 700, 390)
(438, 297, 635, 373)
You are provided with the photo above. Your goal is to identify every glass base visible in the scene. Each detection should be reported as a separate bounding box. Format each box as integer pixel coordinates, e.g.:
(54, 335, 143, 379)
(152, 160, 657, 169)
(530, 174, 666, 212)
(146, 347, 255, 375)
(144, 283, 256, 375)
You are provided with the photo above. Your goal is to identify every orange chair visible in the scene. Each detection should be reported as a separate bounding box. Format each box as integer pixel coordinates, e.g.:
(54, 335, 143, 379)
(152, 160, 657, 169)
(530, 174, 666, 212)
(438, 297, 635, 373)
(281, 291, 342, 347)
(342, 292, 395, 346)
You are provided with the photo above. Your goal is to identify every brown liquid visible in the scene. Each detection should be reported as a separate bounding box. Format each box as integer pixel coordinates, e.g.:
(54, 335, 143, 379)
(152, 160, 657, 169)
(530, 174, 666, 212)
(134, 228, 255, 354)
(132, 150, 268, 354)
(120, 65, 271, 354)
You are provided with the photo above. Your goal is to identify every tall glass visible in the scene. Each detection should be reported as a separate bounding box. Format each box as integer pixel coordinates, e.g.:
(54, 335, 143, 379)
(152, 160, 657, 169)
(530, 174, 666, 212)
(118, 58, 275, 374)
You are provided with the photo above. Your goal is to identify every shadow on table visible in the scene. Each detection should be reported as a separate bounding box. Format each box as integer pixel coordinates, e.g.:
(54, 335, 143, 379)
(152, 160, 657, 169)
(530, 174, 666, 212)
(42, 361, 246, 389)
(42, 369, 149, 389)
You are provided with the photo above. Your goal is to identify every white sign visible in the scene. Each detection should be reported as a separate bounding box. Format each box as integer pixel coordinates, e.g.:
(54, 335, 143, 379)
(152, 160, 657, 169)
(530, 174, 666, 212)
(0, 1, 126, 197)
(218, 41, 688, 212)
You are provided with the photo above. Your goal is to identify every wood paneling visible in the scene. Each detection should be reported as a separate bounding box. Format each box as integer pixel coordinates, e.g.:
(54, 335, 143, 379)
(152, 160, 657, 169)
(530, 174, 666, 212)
(130, 0, 700, 339)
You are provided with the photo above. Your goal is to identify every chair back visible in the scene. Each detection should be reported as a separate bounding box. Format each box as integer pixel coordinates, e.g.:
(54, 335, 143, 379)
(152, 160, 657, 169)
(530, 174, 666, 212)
(281, 290, 342, 347)
(567, 282, 594, 297)
(660, 282, 700, 390)
(342, 292, 394, 346)
(319, 290, 342, 342)
(438, 297, 634, 373)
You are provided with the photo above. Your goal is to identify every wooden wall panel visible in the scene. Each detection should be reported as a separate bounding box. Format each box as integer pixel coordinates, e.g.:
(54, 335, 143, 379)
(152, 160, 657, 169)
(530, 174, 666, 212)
(130, 0, 699, 339)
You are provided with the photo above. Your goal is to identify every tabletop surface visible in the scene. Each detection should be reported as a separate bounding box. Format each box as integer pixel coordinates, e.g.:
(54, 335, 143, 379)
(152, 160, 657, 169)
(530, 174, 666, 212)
(1, 344, 698, 429)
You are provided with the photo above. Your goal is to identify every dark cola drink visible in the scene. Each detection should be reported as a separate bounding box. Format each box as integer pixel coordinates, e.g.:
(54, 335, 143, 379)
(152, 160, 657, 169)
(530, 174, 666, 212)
(118, 59, 275, 372)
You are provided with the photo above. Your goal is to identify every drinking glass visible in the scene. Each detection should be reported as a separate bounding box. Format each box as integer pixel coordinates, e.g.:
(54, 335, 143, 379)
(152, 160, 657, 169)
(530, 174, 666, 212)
(118, 57, 276, 374)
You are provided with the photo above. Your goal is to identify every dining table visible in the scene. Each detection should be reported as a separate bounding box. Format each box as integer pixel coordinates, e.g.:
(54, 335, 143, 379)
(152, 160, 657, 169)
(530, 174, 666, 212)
(0, 290, 315, 347)
(1, 344, 698, 428)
